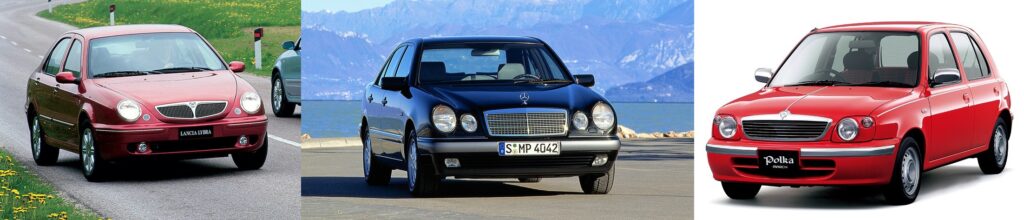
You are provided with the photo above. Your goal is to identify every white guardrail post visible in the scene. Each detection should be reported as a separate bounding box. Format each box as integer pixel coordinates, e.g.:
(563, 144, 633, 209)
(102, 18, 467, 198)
(108, 4, 115, 25)
(254, 27, 263, 70)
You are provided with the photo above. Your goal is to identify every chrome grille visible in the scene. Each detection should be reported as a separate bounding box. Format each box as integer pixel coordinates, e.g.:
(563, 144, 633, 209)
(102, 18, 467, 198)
(485, 108, 567, 137)
(742, 120, 829, 141)
(156, 101, 228, 119)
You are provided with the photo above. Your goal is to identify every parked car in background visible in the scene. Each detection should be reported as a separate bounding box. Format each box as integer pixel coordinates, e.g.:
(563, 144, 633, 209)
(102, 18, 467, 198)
(360, 36, 620, 196)
(271, 37, 301, 117)
(706, 22, 1011, 204)
(25, 25, 269, 181)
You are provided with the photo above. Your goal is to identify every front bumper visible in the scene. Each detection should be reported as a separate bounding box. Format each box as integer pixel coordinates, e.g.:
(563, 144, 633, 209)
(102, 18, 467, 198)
(706, 138, 899, 186)
(92, 116, 268, 160)
(417, 137, 620, 178)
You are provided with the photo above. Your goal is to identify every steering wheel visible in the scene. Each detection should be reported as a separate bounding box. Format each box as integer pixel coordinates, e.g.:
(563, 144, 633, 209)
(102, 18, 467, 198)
(512, 74, 541, 80)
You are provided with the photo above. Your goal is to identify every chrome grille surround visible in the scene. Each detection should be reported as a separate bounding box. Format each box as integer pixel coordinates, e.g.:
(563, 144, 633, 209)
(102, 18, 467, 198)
(155, 101, 228, 119)
(741, 114, 832, 141)
(484, 108, 568, 137)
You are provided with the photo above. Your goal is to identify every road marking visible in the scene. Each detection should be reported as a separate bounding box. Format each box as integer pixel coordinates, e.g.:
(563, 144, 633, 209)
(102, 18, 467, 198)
(0, 35, 6, 39)
(23, 48, 31, 53)
(37, 55, 44, 59)
(268, 134, 300, 148)
(10, 41, 16, 46)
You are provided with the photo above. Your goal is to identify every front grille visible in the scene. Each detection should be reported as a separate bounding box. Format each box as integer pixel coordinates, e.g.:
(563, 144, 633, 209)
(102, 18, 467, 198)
(156, 101, 227, 119)
(742, 120, 829, 141)
(485, 108, 567, 137)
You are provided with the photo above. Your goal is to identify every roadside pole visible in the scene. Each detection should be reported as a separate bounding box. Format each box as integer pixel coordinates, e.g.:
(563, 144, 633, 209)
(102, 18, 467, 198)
(108, 4, 115, 25)
(254, 27, 263, 70)
(47, 0, 52, 13)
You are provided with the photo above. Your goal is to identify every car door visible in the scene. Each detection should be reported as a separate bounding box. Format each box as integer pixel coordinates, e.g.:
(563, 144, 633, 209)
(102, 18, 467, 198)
(365, 45, 405, 160)
(34, 37, 72, 146)
(378, 45, 410, 158)
(381, 44, 416, 158)
(281, 38, 301, 101)
(923, 31, 975, 161)
(950, 31, 1001, 148)
(53, 38, 85, 148)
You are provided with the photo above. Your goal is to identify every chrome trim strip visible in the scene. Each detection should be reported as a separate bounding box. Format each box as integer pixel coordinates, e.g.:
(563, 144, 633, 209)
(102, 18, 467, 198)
(368, 128, 402, 142)
(227, 121, 268, 127)
(801, 145, 895, 157)
(155, 101, 228, 120)
(39, 115, 74, 126)
(417, 138, 619, 153)
(484, 108, 568, 137)
(95, 128, 164, 133)
(706, 144, 757, 156)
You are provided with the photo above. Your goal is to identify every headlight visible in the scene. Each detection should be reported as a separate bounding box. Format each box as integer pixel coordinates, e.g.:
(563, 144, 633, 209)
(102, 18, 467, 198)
(837, 118, 859, 141)
(716, 115, 737, 138)
(572, 111, 589, 130)
(460, 114, 477, 133)
(592, 102, 615, 130)
(240, 92, 262, 114)
(861, 117, 874, 128)
(432, 105, 456, 133)
(116, 99, 142, 122)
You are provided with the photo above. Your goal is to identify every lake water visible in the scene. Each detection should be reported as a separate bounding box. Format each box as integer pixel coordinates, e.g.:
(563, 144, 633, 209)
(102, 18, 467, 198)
(301, 100, 694, 138)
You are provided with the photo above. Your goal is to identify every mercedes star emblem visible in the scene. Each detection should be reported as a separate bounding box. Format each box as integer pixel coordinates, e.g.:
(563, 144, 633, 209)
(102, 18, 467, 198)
(520, 92, 529, 105)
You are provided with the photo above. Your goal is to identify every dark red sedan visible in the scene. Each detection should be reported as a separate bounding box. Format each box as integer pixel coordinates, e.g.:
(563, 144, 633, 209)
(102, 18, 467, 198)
(25, 24, 269, 181)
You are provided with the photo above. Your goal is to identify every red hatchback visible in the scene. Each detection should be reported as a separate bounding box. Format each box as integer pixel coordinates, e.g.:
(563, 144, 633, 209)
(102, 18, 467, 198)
(25, 25, 269, 181)
(706, 22, 1011, 204)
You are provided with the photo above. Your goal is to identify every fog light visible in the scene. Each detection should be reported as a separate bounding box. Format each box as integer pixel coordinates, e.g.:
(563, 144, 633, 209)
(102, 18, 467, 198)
(444, 158, 461, 168)
(137, 142, 149, 153)
(239, 136, 249, 145)
(592, 154, 609, 166)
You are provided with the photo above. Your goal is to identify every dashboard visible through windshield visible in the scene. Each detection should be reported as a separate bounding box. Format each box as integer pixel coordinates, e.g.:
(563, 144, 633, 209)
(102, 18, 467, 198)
(769, 32, 920, 88)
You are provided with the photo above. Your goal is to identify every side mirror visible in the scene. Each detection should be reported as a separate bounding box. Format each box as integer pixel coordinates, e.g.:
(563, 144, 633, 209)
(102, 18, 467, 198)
(754, 68, 772, 83)
(282, 41, 295, 50)
(930, 68, 961, 87)
(380, 77, 408, 91)
(55, 72, 78, 84)
(229, 61, 246, 73)
(574, 74, 595, 87)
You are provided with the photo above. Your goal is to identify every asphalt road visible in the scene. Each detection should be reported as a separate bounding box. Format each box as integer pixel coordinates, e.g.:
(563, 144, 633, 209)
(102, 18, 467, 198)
(0, 0, 300, 219)
(301, 138, 694, 219)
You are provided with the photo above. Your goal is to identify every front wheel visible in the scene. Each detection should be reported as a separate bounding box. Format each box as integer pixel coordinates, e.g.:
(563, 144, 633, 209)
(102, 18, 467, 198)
(271, 76, 296, 117)
(30, 115, 59, 165)
(80, 121, 109, 182)
(406, 131, 440, 197)
(978, 118, 1008, 174)
(721, 182, 760, 199)
(232, 136, 268, 170)
(883, 137, 921, 205)
(580, 164, 614, 194)
(363, 133, 391, 185)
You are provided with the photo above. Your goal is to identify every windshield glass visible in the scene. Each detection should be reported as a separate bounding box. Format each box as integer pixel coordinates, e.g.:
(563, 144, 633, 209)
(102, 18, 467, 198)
(88, 32, 226, 78)
(769, 32, 920, 88)
(418, 43, 571, 84)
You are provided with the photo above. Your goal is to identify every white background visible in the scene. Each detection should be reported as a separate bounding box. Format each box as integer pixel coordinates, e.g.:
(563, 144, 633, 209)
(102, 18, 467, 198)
(695, 0, 1023, 219)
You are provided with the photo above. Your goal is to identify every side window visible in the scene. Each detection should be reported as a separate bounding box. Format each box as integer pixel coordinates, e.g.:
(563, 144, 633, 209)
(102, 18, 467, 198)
(928, 34, 959, 86)
(64, 40, 83, 78)
(44, 38, 72, 75)
(394, 45, 416, 78)
(374, 46, 405, 86)
(951, 32, 989, 80)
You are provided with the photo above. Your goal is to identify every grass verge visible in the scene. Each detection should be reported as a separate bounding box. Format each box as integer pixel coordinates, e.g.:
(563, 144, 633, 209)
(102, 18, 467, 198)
(0, 148, 104, 219)
(37, 0, 300, 76)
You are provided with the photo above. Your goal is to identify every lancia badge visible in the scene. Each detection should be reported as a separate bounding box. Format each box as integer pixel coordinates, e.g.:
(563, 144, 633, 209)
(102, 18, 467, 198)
(779, 110, 790, 120)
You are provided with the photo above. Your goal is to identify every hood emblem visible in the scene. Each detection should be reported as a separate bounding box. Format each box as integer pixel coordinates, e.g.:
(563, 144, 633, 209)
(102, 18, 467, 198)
(779, 110, 790, 120)
(187, 101, 199, 110)
(520, 92, 530, 105)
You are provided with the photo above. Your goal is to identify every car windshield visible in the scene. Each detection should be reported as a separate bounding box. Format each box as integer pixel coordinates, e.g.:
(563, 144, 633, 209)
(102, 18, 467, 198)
(88, 32, 226, 78)
(769, 32, 920, 88)
(418, 43, 571, 84)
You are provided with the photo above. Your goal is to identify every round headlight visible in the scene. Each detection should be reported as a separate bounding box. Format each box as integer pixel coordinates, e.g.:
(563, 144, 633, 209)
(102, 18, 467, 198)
(240, 92, 262, 114)
(838, 118, 859, 141)
(432, 105, 456, 133)
(861, 117, 874, 128)
(592, 102, 615, 130)
(717, 115, 737, 138)
(116, 99, 142, 122)
(460, 114, 477, 133)
(572, 111, 589, 130)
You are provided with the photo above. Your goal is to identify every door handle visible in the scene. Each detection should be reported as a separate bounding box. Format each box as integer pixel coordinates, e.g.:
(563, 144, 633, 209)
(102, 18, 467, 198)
(994, 87, 1000, 95)
(367, 94, 374, 103)
(381, 97, 388, 106)
(962, 93, 970, 103)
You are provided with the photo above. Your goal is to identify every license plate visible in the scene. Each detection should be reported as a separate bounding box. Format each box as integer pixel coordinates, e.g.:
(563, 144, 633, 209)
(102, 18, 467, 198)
(758, 150, 799, 171)
(498, 141, 560, 156)
(179, 126, 213, 139)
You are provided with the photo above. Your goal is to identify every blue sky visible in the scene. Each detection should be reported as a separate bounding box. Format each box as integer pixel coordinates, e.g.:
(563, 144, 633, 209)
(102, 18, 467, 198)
(302, 0, 394, 12)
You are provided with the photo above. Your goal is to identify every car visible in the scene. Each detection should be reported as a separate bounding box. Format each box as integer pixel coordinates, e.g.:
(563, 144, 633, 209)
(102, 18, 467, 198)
(706, 21, 1011, 205)
(271, 37, 301, 117)
(25, 24, 269, 181)
(360, 36, 620, 196)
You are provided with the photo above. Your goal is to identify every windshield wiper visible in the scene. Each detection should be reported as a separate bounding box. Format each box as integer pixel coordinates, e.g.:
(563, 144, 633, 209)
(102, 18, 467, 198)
(151, 66, 214, 74)
(92, 71, 156, 78)
(787, 80, 851, 86)
(850, 81, 914, 88)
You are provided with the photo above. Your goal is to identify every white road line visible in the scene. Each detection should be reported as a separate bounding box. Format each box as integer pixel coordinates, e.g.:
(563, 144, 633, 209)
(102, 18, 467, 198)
(0, 35, 6, 39)
(268, 134, 300, 148)
(37, 55, 44, 59)
(10, 41, 16, 46)
(23, 48, 31, 53)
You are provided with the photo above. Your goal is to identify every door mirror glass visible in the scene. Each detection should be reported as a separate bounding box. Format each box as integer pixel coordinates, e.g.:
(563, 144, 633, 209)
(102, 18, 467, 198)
(574, 74, 595, 87)
(55, 71, 78, 84)
(229, 61, 246, 73)
(282, 41, 295, 50)
(754, 68, 772, 83)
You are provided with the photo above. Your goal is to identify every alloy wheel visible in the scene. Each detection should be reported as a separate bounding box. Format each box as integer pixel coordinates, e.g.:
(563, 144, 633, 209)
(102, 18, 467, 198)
(273, 79, 283, 111)
(363, 137, 372, 177)
(407, 137, 418, 192)
(81, 129, 96, 175)
(31, 117, 41, 159)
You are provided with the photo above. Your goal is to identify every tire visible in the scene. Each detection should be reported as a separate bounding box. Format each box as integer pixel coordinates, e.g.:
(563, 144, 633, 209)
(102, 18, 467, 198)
(580, 164, 615, 194)
(978, 118, 1008, 174)
(271, 76, 296, 117)
(518, 178, 541, 183)
(80, 120, 108, 182)
(721, 182, 760, 199)
(30, 115, 59, 166)
(232, 136, 269, 170)
(883, 137, 922, 205)
(363, 131, 391, 185)
(406, 130, 440, 197)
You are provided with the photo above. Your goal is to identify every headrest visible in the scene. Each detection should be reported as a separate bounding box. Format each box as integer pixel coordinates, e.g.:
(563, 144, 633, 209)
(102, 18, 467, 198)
(843, 51, 873, 71)
(419, 62, 447, 82)
(906, 51, 920, 70)
(849, 40, 877, 49)
(497, 63, 525, 79)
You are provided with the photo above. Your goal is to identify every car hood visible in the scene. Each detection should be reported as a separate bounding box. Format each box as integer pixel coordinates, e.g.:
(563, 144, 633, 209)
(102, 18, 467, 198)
(93, 71, 238, 107)
(421, 83, 606, 112)
(719, 86, 913, 119)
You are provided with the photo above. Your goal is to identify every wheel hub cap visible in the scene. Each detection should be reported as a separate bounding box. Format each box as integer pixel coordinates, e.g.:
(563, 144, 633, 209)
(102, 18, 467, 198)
(363, 138, 371, 177)
(273, 80, 283, 111)
(407, 138, 418, 192)
(32, 117, 41, 158)
(901, 148, 919, 195)
(82, 129, 95, 174)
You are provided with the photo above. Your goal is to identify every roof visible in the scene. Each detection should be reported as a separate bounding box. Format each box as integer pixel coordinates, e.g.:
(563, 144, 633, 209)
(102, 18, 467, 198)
(815, 21, 963, 33)
(413, 36, 544, 45)
(69, 24, 195, 39)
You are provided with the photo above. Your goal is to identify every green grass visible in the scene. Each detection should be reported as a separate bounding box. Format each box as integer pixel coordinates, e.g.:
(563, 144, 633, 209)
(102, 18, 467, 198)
(0, 148, 104, 219)
(37, 0, 300, 76)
